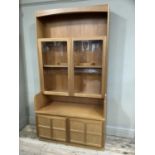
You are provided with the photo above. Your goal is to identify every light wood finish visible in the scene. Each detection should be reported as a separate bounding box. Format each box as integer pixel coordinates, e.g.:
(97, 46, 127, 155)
(43, 91, 69, 96)
(43, 65, 68, 68)
(38, 38, 70, 94)
(48, 95, 102, 104)
(36, 5, 109, 17)
(75, 66, 102, 69)
(37, 115, 67, 142)
(36, 13, 107, 38)
(35, 4, 109, 148)
(36, 101, 104, 121)
(69, 118, 103, 147)
(34, 92, 50, 111)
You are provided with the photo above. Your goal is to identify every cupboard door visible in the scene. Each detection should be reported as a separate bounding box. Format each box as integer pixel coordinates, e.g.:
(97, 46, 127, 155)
(86, 120, 103, 147)
(51, 116, 67, 142)
(38, 39, 70, 95)
(69, 118, 103, 147)
(70, 119, 85, 144)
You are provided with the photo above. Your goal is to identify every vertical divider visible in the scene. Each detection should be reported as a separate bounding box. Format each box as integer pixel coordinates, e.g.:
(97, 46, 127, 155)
(101, 37, 107, 97)
(66, 118, 70, 142)
(38, 39, 45, 92)
(50, 119, 53, 139)
(68, 38, 74, 96)
(84, 123, 87, 144)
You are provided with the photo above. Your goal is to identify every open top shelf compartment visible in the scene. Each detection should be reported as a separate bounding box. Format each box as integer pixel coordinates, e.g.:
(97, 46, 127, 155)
(36, 12, 108, 38)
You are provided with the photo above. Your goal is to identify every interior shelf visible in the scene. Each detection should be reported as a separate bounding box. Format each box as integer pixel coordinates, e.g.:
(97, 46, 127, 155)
(75, 65, 102, 69)
(44, 65, 68, 68)
(36, 101, 104, 120)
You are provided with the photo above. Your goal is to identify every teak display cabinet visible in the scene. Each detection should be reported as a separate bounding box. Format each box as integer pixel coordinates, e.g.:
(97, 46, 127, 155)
(35, 4, 109, 148)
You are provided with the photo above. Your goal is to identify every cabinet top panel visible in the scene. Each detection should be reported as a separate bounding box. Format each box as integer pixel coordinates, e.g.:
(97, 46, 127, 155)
(36, 4, 109, 17)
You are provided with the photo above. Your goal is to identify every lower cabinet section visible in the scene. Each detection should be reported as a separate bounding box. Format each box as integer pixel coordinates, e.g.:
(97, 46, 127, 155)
(37, 115, 104, 147)
(37, 115, 66, 142)
(69, 118, 103, 147)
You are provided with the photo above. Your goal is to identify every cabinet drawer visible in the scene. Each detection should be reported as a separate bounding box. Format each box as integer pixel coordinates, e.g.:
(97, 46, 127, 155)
(38, 115, 51, 127)
(38, 127, 51, 139)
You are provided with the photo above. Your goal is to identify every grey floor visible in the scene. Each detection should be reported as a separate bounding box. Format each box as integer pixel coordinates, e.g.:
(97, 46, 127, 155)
(19, 125, 135, 155)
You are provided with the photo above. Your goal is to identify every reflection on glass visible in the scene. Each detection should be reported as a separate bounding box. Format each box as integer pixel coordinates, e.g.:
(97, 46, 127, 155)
(74, 40, 102, 66)
(42, 41, 67, 66)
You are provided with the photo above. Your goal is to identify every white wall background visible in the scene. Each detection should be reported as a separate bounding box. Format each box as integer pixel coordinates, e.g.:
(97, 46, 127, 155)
(20, 0, 135, 138)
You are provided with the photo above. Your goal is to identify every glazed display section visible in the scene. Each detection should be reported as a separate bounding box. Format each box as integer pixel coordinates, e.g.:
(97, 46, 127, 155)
(35, 4, 109, 148)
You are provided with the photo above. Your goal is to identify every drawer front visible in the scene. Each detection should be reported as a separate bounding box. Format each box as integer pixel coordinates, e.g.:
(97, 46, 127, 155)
(38, 127, 51, 139)
(38, 115, 51, 127)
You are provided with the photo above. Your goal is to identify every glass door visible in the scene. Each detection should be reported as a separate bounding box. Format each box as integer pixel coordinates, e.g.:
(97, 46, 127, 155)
(38, 38, 69, 96)
(72, 37, 106, 98)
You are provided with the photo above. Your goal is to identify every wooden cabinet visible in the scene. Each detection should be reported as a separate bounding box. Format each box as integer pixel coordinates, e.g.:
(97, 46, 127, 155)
(37, 115, 67, 142)
(35, 4, 109, 148)
(70, 119, 103, 147)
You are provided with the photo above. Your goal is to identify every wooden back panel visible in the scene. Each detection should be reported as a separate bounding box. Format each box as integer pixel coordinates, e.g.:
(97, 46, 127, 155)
(36, 12, 107, 38)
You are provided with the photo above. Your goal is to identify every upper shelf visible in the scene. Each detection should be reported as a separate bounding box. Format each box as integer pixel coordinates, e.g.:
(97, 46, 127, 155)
(36, 4, 109, 17)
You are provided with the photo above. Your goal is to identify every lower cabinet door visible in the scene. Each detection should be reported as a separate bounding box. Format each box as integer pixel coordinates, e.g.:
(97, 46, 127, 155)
(52, 117, 66, 142)
(70, 119, 85, 144)
(37, 115, 67, 142)
(69, 118, 103, 147)
(86, 120, 103, 147)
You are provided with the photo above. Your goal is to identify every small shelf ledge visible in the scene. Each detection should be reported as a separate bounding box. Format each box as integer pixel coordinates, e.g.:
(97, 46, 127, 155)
(74, 93, 103, 99)
(43, 91, 69, 96)
(75, 66, 102, 69)
(43, 65, 68, 68)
